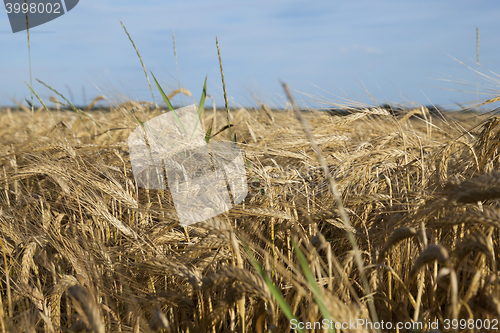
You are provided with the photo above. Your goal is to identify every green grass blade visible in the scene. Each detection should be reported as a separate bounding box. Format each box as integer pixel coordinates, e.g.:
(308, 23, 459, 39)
(136, 118, 145, 127)
(242, 243, 305, 333)
(151, 72, 187, 136)
(36, 79, 109, 138)
(151, 72, 174, 112)
(204, 125, 212, 144)
(193, 76, 207, 135)
(209, 124, 233, 139)
(198, 76, 207, 119)
(291, 238, 336, 333)
(120, 20, 157, 109)
(24, 82, 64, 138)
(245, 157, 252, 169)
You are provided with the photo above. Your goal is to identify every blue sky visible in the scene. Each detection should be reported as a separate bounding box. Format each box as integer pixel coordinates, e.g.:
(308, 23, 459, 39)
(1, 0, 500, 109)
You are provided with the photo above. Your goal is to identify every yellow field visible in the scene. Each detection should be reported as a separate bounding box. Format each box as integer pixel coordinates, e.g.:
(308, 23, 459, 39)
(0, 102, 498, 332)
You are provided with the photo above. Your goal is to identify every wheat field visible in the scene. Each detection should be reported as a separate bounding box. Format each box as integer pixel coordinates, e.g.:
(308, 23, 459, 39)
(0, 99, 499, 332)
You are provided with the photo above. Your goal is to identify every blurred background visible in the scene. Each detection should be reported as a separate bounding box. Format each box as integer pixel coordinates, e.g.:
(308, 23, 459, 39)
(1, 0, 500, 109)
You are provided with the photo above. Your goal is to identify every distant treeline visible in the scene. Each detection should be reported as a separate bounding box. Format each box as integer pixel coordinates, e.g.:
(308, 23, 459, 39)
(0, 103, 457, 115)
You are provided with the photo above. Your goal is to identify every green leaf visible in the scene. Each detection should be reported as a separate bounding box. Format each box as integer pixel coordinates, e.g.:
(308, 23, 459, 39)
(205, 125, 212, 143)
(193, 76, 208, 135)
(210, 124, 233, 139)
(198, 76, 207, 119)
(291, 239, 336, 333)
(204, 118, 214, 143)
(151, 72, 186, 136)
(151, 72, 174, 111)
(242, 243, 305, 333)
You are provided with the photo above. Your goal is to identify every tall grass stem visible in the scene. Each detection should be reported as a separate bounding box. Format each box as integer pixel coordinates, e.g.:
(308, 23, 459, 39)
(216, 37, 231, 140)
(281, 81, 380, 332)
(173, 31, 183, 105)
(120, 21, 157, 109)
(476, 26, 480, 114)
(25, 0, 34, 141)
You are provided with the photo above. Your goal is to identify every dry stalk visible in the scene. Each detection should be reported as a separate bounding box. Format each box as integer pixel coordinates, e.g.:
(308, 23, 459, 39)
(281, 82, 380, 329)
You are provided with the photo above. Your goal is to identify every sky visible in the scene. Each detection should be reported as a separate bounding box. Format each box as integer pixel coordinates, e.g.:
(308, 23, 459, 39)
(1, 0, 500, 109)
